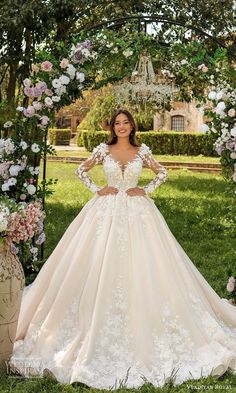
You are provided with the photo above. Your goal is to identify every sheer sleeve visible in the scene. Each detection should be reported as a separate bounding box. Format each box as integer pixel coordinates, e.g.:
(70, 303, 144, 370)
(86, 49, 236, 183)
(139, 143, 168, 194)
(75, 143, 107, 193)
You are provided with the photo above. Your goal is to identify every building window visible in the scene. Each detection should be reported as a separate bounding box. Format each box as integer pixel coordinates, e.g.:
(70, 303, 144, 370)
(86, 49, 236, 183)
(171, 115, 184, 131)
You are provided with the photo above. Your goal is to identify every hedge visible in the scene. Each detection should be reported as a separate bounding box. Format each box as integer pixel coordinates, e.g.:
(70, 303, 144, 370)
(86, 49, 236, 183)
(78, 130, 218, 156)
(48, 128, 71, 145)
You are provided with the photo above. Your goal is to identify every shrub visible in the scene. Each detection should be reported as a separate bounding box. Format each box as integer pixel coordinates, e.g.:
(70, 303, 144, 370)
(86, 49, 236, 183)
(79, 130, 217, 156)
(48, 128, 71, 145)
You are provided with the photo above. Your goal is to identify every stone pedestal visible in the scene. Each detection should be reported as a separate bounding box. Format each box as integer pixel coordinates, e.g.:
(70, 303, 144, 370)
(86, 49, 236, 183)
(0, 240, 25, 372)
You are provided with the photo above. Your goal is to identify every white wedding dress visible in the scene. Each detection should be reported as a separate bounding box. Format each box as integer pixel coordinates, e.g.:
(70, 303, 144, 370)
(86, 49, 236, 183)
(10, 143, 236, 389)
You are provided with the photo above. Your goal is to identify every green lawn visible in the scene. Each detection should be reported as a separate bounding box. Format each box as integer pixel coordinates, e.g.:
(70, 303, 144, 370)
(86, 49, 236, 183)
(53, 149, 220, 164)
(1, 162, 235, 393)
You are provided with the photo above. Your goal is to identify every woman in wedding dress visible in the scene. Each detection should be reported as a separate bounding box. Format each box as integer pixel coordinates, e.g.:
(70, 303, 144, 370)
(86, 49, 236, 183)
(10, 109, 236, 389)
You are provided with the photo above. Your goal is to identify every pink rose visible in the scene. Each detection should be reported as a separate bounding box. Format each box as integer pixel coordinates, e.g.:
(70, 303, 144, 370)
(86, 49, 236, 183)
(41, 61, 53, 72)
(23, 106, 36, 118)
(45, 89, 53, 96)
(36, 81, 47, 92)
(23, 78, 31, 87)
(40, 115, 50, 126)
(60, 58, 69, 68)
(24, 87, 35, 97)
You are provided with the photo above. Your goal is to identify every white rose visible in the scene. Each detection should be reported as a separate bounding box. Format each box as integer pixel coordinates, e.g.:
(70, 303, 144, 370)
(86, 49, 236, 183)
(215, 101, 226, 114)
(228, 108, 235, 117)
(55, 86, 66, 96)
(52, 96, 60, 102)
(216, 91, 224, 100)
(44, 97, 53, 107)
(32, 101, 43, 110)
(59, 75, 70, 85)
(208, 91, 217, 100)
(66, 64, 76, 79)
(52, 79, 62, 89)
(230, 127, 236, 137)
(2, 182, 9, 192)
(76, 72, 85, 83)
(26, 184, 36, 195)
(230, 152, 236, 159)
(31, 143, 40, 153)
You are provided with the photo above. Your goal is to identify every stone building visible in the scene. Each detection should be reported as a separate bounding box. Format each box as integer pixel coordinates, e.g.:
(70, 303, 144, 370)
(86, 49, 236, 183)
(153, 101, 204, 132)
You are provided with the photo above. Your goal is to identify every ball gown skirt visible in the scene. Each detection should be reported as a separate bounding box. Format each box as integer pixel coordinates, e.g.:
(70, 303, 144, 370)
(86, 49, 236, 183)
(10, 143, 236, 389)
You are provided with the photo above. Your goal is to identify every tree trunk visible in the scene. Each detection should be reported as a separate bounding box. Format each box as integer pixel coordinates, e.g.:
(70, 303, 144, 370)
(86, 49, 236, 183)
(7, 63, 18, 104)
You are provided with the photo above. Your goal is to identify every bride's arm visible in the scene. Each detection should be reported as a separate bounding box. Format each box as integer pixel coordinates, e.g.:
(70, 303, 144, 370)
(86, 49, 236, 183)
(75, 143, 107, 193)
(140, 144, 168, 194)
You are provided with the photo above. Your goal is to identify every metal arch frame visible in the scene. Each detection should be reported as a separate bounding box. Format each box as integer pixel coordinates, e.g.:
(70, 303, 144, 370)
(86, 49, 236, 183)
(80, 15, 235, 59)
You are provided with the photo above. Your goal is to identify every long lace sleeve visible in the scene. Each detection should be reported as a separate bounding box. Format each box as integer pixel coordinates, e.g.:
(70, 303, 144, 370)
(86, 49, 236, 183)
(75, 143, 107, 193)
(139, 144, 168, 194)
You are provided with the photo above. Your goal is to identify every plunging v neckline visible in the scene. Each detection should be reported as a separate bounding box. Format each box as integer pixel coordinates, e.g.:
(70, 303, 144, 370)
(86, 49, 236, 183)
(106, 144, 142, 176)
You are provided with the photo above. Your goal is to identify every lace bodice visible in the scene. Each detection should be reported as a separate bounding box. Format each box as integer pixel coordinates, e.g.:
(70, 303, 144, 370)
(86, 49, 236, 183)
(75, 143, 168, 194)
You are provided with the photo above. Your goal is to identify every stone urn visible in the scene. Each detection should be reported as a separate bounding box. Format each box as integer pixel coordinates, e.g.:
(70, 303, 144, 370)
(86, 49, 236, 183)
(0, 240, 25, 372)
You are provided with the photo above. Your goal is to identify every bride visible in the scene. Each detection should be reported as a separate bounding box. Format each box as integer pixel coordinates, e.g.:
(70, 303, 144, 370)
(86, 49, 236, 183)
(10, 109, 236, 389)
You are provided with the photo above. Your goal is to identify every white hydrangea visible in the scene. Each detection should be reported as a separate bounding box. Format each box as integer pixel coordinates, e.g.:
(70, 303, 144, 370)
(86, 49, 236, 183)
(59, 75, 70, 85)
(4, 138, 16, 154)
(76, 72, 85, 83)
(52, 79, 62, 89)
(9, 165, 21, 176)
(26, 184, 36, 195)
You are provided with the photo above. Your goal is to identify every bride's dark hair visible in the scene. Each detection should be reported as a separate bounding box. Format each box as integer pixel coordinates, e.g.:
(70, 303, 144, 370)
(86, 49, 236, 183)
(107, 108, 140, 146)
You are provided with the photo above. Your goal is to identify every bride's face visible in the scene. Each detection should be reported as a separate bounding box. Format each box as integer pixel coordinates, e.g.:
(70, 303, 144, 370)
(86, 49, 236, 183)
(113, 113, 133, 138)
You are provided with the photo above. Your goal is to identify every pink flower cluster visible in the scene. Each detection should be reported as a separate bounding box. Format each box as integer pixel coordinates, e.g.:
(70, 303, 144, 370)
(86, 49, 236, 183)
(7, 201, 44, 244)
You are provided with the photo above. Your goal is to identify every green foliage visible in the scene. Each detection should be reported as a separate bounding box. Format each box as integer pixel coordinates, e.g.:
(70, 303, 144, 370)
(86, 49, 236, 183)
(79, 130, 218, 156)
(48, 128, 71, 145)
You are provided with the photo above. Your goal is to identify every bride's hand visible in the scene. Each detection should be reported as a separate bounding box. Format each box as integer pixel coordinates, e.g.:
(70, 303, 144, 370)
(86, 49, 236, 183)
(97, 186, 119, 196)
(126, 187, 146, 196)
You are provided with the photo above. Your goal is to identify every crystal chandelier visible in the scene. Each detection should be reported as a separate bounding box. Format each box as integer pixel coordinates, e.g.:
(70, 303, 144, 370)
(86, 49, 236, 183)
(113, 51, 179, 106)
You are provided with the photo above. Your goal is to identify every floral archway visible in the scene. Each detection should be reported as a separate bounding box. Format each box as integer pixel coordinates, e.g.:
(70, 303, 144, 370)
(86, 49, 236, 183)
(0, 22, 235, 273)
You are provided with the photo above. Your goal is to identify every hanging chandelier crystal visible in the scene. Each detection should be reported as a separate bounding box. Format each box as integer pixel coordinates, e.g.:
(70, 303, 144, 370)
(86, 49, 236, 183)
(113, 51, 179, 106)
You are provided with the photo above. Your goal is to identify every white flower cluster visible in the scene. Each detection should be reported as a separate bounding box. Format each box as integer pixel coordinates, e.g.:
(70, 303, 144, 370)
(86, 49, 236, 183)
(202, 85, 236, 183)
(0, 138, 42, 195)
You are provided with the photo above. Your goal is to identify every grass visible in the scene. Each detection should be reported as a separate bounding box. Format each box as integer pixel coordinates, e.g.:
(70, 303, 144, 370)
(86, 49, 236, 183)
(1, 161, 235, 392)
(53, 149, 220, 164)
(1, 370, 236, 392)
